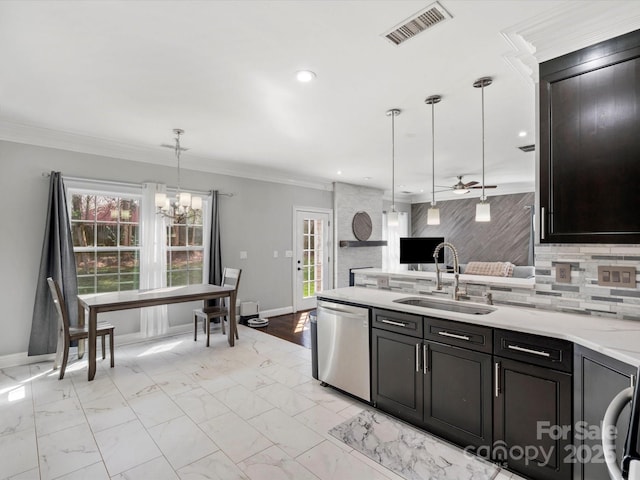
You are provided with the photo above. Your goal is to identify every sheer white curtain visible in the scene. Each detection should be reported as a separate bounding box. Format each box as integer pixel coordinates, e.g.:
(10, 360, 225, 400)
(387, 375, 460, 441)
(382, 212, 409, 272)
(139, 182, 168, 337)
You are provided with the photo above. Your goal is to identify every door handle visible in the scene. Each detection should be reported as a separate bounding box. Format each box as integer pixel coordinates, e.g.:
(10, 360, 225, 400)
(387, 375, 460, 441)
(494, 362, 501, 397)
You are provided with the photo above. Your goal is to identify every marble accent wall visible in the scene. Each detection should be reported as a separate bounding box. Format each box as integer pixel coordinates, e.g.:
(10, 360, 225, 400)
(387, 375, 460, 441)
(412, 192, 535, 266)
(334, 182, 384, 288)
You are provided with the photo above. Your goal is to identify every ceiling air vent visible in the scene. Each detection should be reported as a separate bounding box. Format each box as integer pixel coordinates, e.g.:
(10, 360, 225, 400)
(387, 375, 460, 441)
(383, 2, 452, 46)
(518, 144, 535, 153)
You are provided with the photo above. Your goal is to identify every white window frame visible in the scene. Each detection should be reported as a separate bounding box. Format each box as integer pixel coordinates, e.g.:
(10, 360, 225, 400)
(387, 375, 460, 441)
(66, 179, 210, 293)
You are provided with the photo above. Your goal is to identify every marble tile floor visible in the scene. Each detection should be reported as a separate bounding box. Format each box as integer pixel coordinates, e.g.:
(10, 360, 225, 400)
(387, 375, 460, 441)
(0, 325, 524, 480)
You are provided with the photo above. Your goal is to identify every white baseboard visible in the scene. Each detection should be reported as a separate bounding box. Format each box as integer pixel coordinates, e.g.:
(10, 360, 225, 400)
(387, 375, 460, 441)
(0, 324, 194, 369)
(260, 306, 293, 318)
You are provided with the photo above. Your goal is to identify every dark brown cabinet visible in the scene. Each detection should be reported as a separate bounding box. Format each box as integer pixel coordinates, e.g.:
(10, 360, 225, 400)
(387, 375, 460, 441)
(372, 310, 493, 451)
(573, 345, 637, 480)
(372, 327, 423, 425)
(539, 28, 640, 243)
(423, 341, 493, 451)
(493, 330, 573, 480)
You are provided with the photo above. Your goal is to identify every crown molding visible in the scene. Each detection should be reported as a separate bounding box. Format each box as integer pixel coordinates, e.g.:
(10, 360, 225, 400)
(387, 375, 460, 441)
(501, 1, 640, 83)
(0, 119, 334, 192)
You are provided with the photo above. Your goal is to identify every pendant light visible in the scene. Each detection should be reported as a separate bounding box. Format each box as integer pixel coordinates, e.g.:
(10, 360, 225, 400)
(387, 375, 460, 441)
(386, 108, 401, 227)
(155, 129, 202, 221)
(425, 95, 441, 225)
(474, 77, 492, 222)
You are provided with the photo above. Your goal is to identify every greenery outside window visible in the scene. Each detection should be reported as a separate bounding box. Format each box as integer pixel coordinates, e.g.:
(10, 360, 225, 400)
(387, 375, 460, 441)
(166, 208, 205, 286)
(70, 191, 141, 294)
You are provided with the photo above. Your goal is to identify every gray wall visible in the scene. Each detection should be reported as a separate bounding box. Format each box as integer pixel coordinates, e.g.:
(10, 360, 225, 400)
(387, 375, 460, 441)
(0, 140, 332, 357)
(334, 183, 385, 287)
(412, 192, 535, 266)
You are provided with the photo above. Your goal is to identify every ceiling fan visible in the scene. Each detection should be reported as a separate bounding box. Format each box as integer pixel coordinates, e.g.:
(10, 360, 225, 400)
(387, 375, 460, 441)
(435, 175, 497, 195)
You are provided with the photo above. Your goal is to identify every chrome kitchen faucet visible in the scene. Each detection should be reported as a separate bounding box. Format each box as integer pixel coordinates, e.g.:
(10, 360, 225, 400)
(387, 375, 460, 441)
(433, 242, 462, 301)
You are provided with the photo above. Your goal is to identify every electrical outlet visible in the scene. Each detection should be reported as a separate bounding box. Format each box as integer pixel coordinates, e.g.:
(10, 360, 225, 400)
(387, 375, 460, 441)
(598, 266, 636, 287)
(377, 276, 389, 288)
(285, 250, 293, 258)
(555, 263, 571, 283)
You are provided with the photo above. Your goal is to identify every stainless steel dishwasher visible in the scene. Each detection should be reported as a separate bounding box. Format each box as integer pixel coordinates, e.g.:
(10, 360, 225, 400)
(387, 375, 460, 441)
(316, 300, 370, 402)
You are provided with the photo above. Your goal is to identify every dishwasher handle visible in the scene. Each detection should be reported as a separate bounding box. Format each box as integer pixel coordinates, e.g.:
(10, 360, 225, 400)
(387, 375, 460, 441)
(317, 303, 368, 320)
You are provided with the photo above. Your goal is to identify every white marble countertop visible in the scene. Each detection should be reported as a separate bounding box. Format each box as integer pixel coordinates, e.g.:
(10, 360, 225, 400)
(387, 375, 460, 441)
(353, 268, 536, 289)
(318, 287, 640, 367)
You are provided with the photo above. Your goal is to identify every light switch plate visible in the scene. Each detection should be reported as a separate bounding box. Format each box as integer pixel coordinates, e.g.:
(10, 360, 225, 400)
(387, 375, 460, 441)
(556, 263, 571, 283)
(240, 251, 247, 259)
(598, 266, 636, 288)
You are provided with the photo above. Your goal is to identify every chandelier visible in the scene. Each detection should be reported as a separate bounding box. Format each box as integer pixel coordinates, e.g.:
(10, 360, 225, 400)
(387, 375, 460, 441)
(154, 129, 202, 219)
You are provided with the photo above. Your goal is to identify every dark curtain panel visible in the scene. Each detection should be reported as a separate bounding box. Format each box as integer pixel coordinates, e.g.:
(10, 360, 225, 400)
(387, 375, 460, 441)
(28, 172, 78, 356)
(206, 190, 222, 307)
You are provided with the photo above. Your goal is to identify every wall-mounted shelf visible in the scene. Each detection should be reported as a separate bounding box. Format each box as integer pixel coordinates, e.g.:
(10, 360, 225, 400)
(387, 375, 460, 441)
(339, 240, 388, 248)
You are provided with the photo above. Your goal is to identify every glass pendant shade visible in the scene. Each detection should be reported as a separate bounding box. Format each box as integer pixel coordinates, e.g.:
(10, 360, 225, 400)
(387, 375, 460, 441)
(191, 196, 202, 210)
(427, 206, 440, 225)
(178, 191, 191, 207)
(475, 202, 491, 222)
(386, 210, 399, 227)
(155, 192, 167, 208)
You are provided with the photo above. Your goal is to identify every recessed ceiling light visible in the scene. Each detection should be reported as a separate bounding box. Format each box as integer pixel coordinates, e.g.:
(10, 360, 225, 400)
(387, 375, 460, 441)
(296, 70, 316, 82)
(337, 170, 342, 175)
(518, 131, 527, 137)
(363, 176, 372, 181)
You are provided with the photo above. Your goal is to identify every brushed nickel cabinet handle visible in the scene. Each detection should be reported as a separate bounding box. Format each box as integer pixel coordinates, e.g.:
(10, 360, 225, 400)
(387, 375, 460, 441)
(495, 362, 501, 397)
(415, 344, 420, 372)
(438, 331, 470, 341)
(541, 207, 546, 240)
(507, 344, 550, 358)
(382, 319, 406, 327)
(423, 344, 428, 374)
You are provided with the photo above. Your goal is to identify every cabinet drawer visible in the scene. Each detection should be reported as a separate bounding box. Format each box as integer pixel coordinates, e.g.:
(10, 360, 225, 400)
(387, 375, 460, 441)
(494, 329, 572, 373)
(372, 309, 423, 338)
(424, 317, 492, 354)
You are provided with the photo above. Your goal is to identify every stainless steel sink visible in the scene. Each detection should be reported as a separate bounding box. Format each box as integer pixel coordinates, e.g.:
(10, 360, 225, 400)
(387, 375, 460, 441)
(392, 297, 495, 315)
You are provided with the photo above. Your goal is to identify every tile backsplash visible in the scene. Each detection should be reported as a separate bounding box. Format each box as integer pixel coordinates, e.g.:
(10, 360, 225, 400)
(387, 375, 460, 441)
(354, 243, 640, 321)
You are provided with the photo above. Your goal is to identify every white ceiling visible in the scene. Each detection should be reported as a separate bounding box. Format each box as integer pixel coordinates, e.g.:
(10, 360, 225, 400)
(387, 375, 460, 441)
(1, 1, 639, 202)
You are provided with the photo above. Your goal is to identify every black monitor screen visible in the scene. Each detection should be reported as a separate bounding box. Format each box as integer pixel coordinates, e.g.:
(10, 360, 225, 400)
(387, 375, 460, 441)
(399, 237, 445, 264)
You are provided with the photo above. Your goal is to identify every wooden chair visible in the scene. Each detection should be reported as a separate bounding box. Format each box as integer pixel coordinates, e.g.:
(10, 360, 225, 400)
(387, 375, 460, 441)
(47, 277, 114, 380)
(193, 268, 242, 347)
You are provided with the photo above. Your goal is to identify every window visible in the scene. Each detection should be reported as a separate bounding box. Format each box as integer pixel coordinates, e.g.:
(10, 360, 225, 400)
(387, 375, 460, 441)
(302, 218, 323, 297)
(70, 192, 141, 294)
(68, 182, 208, 294)
(166, 209, 205, 286)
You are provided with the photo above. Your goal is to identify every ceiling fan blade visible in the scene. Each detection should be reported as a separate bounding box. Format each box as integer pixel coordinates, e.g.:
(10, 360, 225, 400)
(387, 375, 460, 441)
(463, 181, 479, 188)
(470, 185, 497, 189)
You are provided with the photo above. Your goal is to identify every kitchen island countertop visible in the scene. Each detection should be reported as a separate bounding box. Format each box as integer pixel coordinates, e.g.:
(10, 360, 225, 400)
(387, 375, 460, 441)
(318, 287, 640, 367)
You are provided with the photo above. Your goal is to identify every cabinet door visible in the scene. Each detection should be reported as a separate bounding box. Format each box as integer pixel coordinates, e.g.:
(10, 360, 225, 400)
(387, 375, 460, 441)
(539, 29, 640, 243)
(573, 346, 637, 480)
(423, 341, 492, 452)
(494, 357, 572, 480)
(371, 328, 423, 424)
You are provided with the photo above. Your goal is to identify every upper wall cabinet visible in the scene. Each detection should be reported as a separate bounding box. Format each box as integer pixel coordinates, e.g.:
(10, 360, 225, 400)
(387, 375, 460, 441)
(539, 29, 640, 243)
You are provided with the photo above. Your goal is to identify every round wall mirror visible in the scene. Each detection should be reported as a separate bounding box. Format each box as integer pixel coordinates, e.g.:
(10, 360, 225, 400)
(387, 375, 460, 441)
(352, 211, 372, 241)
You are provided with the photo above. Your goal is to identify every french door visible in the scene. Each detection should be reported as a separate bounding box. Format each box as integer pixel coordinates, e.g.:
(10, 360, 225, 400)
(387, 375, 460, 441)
(293, 208, 332, 312)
